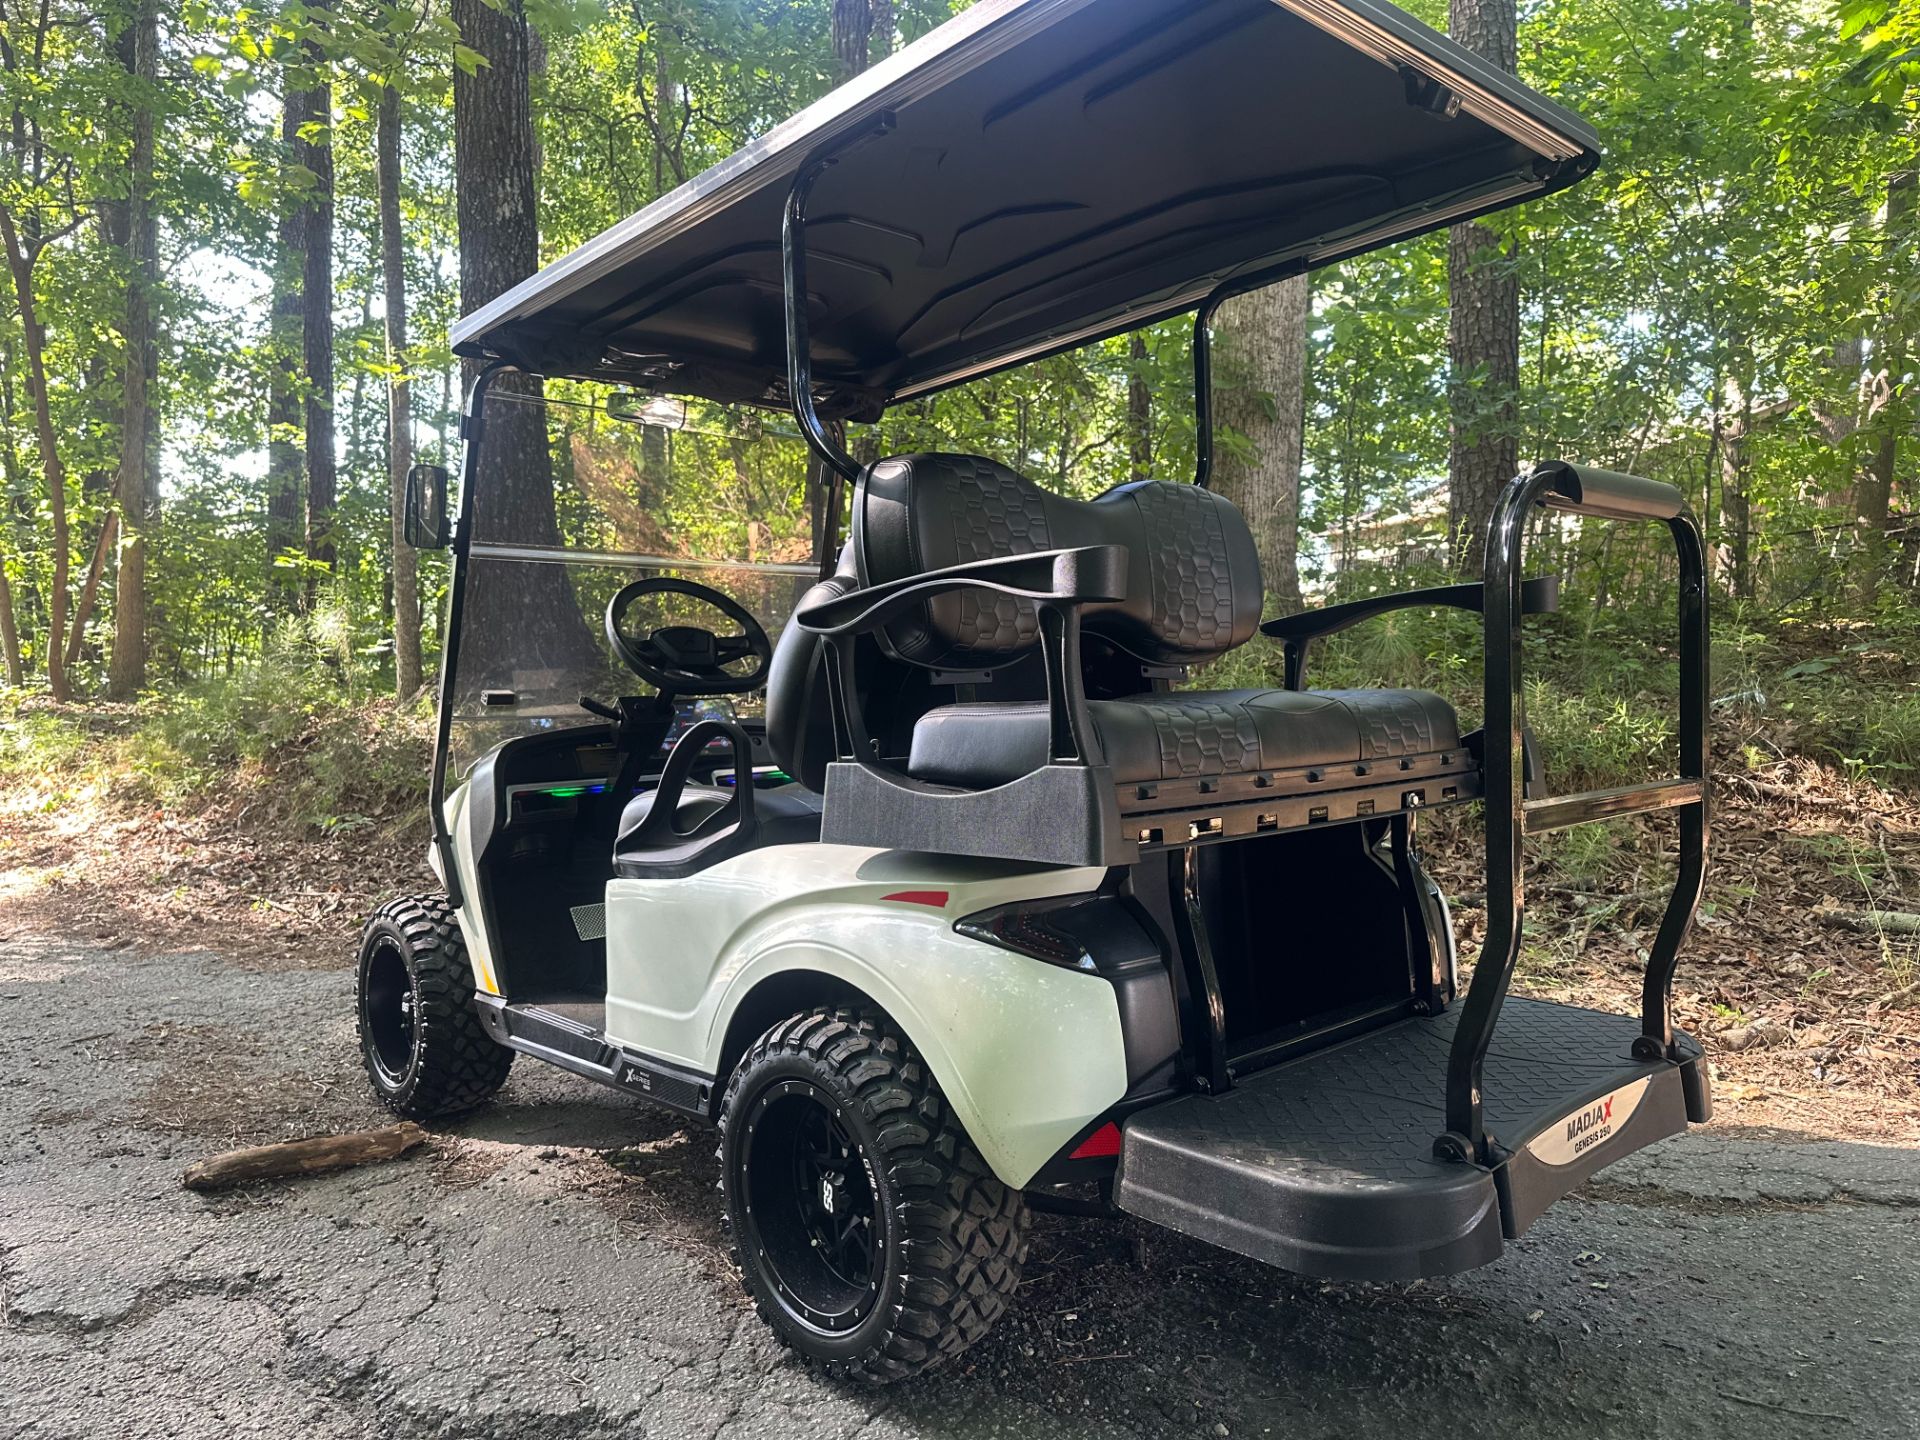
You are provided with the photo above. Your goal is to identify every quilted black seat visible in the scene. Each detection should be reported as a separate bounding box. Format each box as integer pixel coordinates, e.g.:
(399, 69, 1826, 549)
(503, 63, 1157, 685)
(775, 452, 1474, 865)
(909, 688, 1460, 789)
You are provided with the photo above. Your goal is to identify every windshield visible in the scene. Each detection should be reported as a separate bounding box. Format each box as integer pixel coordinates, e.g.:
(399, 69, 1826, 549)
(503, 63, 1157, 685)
(449, 379, 819, 775)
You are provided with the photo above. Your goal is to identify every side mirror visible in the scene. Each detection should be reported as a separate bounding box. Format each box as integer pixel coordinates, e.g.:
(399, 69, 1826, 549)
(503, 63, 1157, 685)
(404, 463, 451, 549)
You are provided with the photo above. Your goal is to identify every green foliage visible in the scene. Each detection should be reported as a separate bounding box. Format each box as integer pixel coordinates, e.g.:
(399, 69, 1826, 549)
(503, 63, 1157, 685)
(0, 656, 429, 835)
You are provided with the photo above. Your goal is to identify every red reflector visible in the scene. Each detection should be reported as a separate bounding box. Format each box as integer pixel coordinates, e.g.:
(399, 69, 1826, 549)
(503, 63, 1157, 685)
(1070, 1122, 1122, 1159)
(881, 889, 950, 909)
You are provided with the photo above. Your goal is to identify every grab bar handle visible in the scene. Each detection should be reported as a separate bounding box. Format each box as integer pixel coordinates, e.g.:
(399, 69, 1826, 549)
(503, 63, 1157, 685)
(1535, 460, 1684, 523)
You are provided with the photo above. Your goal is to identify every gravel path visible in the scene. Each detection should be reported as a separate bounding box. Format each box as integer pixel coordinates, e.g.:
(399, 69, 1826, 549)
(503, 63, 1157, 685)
(4, 932, 1917, 1439)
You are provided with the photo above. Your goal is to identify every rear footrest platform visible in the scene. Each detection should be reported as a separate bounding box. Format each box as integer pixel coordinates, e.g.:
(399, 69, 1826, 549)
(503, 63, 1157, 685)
(1116, 998, 1707, 1281)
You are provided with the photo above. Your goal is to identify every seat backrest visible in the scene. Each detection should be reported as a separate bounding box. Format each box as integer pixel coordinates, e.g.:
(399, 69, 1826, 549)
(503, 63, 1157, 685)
(764, 547, 857, 793)
(855, 453, 1264, 670)
(763, 454, 1264, 789)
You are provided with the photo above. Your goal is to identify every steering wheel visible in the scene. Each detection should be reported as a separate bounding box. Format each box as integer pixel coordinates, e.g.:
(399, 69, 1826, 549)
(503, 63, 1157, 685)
(605, 576, 772, 696)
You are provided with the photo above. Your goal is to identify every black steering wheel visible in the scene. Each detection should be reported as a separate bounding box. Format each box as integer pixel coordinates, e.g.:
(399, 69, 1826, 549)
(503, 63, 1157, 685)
(605, 576, 772, 696)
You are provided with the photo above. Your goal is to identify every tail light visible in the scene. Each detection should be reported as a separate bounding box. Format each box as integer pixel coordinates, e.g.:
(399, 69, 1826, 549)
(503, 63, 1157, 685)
(953, 900, 1096, 971)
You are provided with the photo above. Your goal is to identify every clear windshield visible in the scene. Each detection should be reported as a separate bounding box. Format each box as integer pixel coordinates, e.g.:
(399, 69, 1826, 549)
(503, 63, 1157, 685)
(448, 381, 819, 776)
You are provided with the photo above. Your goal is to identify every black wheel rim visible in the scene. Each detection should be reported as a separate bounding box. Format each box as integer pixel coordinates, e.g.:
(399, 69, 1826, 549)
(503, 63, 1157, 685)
(738, 1079, 882, 1335)
(362, 939, 417, 1089)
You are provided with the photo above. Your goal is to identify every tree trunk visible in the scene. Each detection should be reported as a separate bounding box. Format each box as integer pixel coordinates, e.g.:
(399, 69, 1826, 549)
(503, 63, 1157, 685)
(110, 0, 158, 698)
(0, 555, 19, 686)
(1711, 0, 1756, 607)
(0, 332, 22, 685)
(0, 206, 70, 699)
(1853, 169, 1914, 607)
(1211, 275, 1309, 616)
(65, 511, 116, 669)
(1715, 376, 1752, 600)
(831, 0, 873, 80)
(1127, 332, 1151, 482)
(299, 30, 337, 602)
(1444, 0, 1520, 575)
(453, 0, 595, 669)
(265, 85, 309, 615)
(377, 81, 422, 697)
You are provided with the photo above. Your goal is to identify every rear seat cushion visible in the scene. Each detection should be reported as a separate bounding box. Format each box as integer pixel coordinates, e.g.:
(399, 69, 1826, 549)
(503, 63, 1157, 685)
(907, 688, 1461, 788)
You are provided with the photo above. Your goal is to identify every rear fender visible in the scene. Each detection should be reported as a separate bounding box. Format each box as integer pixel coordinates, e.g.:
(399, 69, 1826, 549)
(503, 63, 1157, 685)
(709, 926, 1127, 1189)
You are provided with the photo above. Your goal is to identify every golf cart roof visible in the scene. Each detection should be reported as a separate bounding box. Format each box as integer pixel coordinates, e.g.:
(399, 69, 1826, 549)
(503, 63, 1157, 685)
(451, 0, 1599, 419)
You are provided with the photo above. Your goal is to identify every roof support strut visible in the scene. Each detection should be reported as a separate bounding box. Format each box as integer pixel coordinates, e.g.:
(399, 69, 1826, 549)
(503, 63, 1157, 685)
(429, 359, 512, 906)
(783, 123, 892, 574)
(1190, 263, 1309, 488)
(782, 156, 862, 491)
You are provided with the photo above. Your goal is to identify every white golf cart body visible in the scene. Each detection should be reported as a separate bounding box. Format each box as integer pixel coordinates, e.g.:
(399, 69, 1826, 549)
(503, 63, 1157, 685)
(436, 798, 1122, 1186)
(399, 0, 1713, 1296)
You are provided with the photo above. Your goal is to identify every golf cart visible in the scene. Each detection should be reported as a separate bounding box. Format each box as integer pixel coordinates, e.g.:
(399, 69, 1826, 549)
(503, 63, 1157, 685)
(358, 0, 1712, 1383)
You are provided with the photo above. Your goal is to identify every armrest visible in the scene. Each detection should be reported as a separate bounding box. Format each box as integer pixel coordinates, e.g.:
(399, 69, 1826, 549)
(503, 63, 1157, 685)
(1260, 576, 1561, 645)
(1261, 577, 1559, 691)
(800, 545, 1126, 784)
(796, 545, 1128, 638)
(621, 719, 756, 851)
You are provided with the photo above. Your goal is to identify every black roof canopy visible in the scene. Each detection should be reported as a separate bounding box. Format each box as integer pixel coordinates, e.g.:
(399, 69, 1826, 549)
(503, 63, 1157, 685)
(451, 0, 1599, 419)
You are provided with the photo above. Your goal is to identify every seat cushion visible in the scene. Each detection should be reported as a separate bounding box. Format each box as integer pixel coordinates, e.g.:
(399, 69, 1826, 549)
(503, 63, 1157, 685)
(613, 782, 824, 876)
(907, 688, 1460, 789)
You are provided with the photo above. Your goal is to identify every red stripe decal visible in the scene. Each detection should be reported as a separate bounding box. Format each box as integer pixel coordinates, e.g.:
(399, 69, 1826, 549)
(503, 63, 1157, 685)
(881, 889, 950, 909)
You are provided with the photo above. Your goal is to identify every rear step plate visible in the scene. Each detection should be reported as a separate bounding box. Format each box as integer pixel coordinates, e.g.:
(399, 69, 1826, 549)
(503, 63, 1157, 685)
(1116, 998, 1706, 1282)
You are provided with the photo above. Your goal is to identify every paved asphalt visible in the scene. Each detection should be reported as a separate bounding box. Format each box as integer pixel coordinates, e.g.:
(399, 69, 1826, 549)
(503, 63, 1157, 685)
(4, 932, 1917, 1439)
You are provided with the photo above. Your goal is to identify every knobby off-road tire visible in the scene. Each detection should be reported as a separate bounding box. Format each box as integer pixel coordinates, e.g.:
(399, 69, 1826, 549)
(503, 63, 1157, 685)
(718, 1007, 1029, 1384)
(356, 894, 512, 1120)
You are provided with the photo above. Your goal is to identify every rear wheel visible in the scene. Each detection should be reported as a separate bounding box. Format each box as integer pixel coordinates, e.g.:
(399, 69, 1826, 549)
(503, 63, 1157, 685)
(718, 1007, 1028, 1383)
(355, 895, 512, 1119)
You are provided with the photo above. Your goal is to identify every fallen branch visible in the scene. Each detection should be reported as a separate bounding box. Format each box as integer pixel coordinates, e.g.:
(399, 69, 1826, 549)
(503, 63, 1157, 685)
(1716, 1391, 1852, 1424)
(182, 1122, 427, 1191)
(1734, 778, 1848, 809)
(1874, 981, 1920, 1011)
(1820, 908, 1920, 936)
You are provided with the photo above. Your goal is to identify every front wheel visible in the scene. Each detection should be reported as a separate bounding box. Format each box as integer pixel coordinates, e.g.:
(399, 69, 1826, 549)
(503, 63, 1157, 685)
(356, 894, 512, 1119)
(718, 1007, 1029, 1383)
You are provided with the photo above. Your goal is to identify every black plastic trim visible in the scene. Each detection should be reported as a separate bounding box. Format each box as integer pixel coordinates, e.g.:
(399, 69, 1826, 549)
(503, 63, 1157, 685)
(476, 995, 717, 1121)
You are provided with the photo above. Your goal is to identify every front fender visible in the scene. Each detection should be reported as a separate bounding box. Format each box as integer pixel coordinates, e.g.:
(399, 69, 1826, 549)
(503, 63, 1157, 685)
(439, 782, 500, 995)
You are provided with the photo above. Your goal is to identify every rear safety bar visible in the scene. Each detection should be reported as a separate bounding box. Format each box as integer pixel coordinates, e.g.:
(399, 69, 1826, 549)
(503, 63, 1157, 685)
(1438, 460, 1709, 1165)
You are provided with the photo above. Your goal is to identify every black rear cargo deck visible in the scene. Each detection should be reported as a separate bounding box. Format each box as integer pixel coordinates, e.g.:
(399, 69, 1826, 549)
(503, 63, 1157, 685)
(1116, 997, 1708, 1281)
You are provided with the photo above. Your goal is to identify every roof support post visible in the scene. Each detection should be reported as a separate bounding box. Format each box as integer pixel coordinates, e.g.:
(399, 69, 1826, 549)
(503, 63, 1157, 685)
(1192, 297, 1220, 489)
(429, 359, 512, 905)
(1189, 262, 1309, 488)
(783, 152, 867, 575)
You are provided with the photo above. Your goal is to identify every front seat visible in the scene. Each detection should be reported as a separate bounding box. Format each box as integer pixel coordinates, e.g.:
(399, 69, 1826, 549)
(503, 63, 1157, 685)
(611, 781, 823, 878)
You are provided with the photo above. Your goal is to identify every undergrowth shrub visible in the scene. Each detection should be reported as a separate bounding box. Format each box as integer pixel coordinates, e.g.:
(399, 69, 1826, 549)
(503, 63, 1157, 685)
(0, 645, 430, 837)
(1197, 582, 1918, 789)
